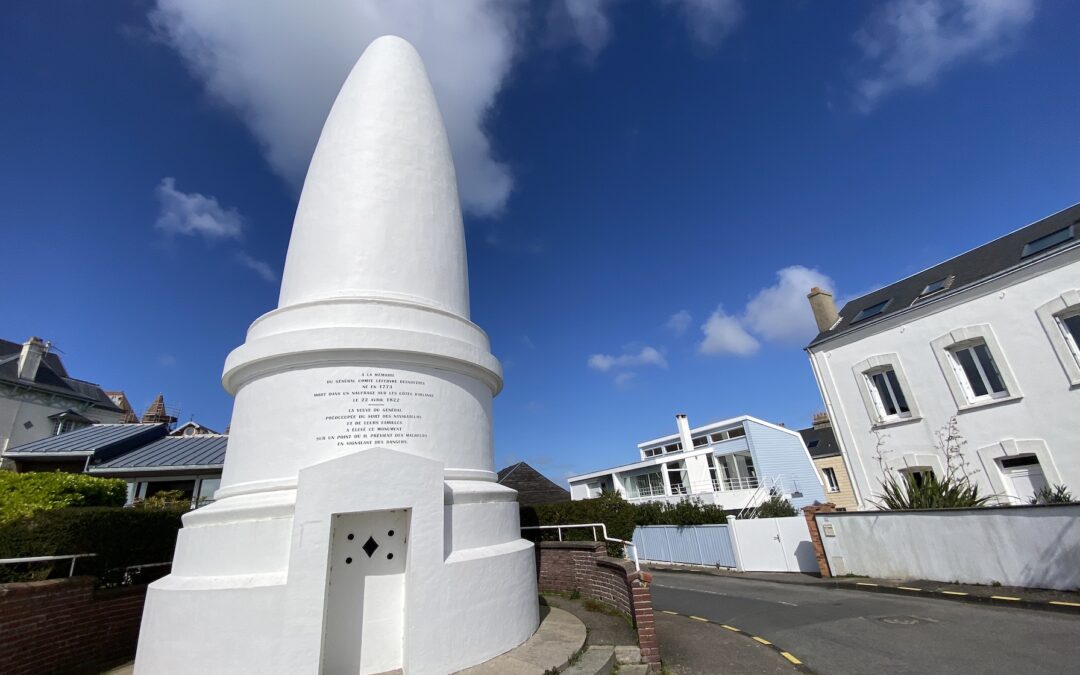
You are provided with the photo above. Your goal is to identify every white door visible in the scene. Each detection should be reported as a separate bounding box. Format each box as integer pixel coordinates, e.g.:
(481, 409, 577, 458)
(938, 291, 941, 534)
(1006, 466, 1048, 503)
(731, 517, 816, 573)
(322, 509, 410, 675)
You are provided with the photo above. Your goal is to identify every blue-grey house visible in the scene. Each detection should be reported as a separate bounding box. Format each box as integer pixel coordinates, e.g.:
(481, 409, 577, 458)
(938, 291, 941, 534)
(567, 413, 825, 511)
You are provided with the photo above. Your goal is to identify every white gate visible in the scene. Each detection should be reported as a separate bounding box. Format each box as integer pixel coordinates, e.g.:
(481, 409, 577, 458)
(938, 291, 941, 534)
(727, 516, 817, 573)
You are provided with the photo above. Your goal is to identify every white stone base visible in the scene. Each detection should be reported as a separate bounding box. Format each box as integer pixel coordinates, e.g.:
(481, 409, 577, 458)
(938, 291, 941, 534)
(135, 448, 539, 674)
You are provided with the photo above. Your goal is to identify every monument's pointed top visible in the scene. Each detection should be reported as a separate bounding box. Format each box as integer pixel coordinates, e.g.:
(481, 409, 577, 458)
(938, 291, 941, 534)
(277, 34, 470, 317)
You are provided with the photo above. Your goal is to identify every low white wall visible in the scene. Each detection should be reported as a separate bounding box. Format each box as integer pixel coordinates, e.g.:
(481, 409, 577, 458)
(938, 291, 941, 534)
(817, 504, 1080, 591)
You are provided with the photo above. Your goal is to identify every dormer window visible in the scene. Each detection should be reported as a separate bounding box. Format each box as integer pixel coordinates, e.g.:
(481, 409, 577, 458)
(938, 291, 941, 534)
(852, 298, 891, 323)
(1021, 224, 1074, 258)
(917, 276, 953, 299)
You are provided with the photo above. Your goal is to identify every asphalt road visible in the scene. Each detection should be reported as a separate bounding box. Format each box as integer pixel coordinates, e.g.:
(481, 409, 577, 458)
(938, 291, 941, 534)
(650, 570, 1080, 675)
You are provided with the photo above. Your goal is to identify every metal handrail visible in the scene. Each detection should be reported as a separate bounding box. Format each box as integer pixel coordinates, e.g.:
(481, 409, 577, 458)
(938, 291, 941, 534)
(521, 523, 640, 572)
(0, 553, 97, 577)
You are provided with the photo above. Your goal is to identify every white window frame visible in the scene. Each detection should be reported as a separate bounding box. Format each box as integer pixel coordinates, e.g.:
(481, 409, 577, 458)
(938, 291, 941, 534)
(976, 439, 1063, 506)
(822, 467, 840, 493)
(931, 325, 1022, 411)
(852, 353, 921, 427)
(1036, 289, 1080, 387)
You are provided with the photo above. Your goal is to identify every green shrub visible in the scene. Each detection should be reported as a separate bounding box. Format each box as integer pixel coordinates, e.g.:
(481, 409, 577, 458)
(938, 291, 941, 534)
(0, 472, 126, 523)
(754, 495, 797, 518)
(1029, 484, 1074, 505)
(521, 491, 738, 555)
(874, 473, 991, 510)
(0, 506, 183, 584)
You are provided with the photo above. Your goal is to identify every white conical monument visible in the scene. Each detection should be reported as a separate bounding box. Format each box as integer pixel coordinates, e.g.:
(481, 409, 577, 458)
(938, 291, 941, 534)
(135, 36, 539, 675)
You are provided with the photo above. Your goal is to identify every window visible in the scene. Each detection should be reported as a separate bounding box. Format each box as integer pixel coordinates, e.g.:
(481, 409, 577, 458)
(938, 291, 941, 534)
(664, 442, 682, 454)
(806, 439, 819, 449)
(918, 277, 951, 298)
(852, 298, 892, 323)
(1036, 290, 1080, 386)
(1021, 224, 1074, 258)
(867, 368, 910, 419)
(999, 455, 1039, 469)
(628, 471, 665, 498)
(667, 461, 689, 495)
(902, 468, 935, 489)
(728, 427, 746, 439)
(932, 325, 1020, 409)
(643, 447, 663, 458)
(706, 455, 721, 491)
(951, 341, 1007, 400)
(853, 353, 921, 425)
(692, 436, 708, 448)
(822, 467, 840, 493)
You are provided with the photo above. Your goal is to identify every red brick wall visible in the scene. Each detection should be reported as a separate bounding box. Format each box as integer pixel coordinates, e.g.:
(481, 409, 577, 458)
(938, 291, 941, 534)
(803, 503, 837, 578)
(536, 541, 660, 671)
(0, 577, 147, 675)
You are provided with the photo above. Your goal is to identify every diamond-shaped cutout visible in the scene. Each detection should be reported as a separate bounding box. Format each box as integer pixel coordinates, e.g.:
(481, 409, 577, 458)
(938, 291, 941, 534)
(362, 536, 379, 558)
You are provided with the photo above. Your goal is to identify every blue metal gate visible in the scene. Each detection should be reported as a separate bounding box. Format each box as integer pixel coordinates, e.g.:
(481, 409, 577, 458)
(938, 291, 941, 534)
(632, 524, 737, 567)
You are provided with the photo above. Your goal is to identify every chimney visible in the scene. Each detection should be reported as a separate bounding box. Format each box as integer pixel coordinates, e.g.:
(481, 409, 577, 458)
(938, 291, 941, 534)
(812, 411, 831, 429)
(807, 287, 839, 332)
(17, 337, 48, 381)
(675, 413, 693, 452)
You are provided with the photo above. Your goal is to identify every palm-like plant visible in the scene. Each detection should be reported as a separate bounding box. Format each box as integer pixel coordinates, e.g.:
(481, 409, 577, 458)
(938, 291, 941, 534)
(874, 472, 991, 510)
(1029, 484, 1074, 505)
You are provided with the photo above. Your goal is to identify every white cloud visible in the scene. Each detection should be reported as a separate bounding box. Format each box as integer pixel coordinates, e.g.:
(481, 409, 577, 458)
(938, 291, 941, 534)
(661, 0, 744, 48)
(665, 310, 693, 335)
(588, 346, 668, 372)
(550, 0, 617, 60)
(154, 177, 243, 240)
(149, 0, 522, 216)
(743, 265, 836, 344)
(853, 0, 1036, 111)
(614, 372, 636, 386)
(235, 251, 277, 283)
(698, 306, 759, 356)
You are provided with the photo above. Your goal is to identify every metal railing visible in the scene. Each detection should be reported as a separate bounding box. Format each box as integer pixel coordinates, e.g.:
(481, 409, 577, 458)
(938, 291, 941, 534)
(723, 476, 761, 491)
(0, 553, 97, 577)
(521, 523, 640, 572)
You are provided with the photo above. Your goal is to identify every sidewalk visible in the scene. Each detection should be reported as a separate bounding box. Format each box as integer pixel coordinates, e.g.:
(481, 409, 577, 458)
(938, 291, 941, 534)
(645, 563, 1080, 614)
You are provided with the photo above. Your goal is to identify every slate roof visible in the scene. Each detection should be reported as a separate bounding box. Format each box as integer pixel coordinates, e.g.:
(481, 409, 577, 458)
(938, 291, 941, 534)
(0, 339, 122, 412)
(2, 424, 167, 459)
(497, 462, 570, 506)
(91, 435, 228, 472)
(798, 425, 840, 460)
(807, 202, 1080, 348)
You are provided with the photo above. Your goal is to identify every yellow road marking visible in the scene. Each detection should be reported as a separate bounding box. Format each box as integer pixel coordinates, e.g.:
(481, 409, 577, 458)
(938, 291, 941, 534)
(690, 615, 709, 622)
(992, 595, 1021, 601)
(721, 624, 741, 632)
(781, 652, 803, 665)
(855, 582, 878, 587)
(752, 636, 772, 645)
(1050, 601, 1080, 607)
(942, 591, 968, 596)
(662, 610, 679, 615)
(898, 586, 922, 591)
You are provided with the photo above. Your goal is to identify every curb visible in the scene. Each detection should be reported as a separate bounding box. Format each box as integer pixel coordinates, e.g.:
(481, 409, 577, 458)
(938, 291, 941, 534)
(647, 566, 1080, 617)
(658, 609, 815, 674)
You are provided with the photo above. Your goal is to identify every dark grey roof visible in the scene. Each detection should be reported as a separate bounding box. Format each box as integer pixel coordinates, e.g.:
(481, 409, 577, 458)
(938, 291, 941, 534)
(3, 424, 166, 458)
(0, 339, 122, 412)
(497, 462, 570, 505)
(91, 435, 228, 472)
(807, 202, 1080, 348)
(798, 425, 840, 459)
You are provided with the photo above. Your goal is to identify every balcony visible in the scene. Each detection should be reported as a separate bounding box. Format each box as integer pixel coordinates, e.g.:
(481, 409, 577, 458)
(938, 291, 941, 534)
(722, 476, 760, 491)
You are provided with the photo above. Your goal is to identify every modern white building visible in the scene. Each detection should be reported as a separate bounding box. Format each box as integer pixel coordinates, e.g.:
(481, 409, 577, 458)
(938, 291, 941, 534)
(806, 203, 1080, 508)
(567, 414, 825, 511)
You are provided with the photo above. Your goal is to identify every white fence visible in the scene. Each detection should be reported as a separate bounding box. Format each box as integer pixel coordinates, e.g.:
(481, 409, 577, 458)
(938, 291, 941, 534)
(633, 516, 818, 573)
(817, 504, 1080, 591)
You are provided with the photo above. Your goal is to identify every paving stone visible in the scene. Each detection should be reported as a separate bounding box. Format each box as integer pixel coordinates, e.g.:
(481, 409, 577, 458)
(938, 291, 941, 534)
(614, 645, 642, 664)
(563, 645, 615, 674)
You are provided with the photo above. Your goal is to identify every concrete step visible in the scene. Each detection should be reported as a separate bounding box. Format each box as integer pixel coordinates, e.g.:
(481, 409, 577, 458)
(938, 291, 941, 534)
(617, 665, 651, 675)
(562, 645, 615, 675)
(457, 606, 587, 674)
(614, 645, 642, 665)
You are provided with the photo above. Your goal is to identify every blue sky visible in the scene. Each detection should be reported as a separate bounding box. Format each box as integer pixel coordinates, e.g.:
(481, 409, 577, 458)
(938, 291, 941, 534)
(2, 1, 1078, 482)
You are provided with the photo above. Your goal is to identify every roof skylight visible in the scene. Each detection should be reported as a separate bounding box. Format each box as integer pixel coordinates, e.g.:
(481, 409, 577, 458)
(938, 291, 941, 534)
(1021, 224, 1074, 259)
(852, 298, 891, 323)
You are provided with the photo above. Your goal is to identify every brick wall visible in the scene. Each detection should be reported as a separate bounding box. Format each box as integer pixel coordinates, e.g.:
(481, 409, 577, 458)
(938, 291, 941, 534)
(802, 503, 837, 578)
(0, 577, 147, 674)
(536, 541, 660, 672)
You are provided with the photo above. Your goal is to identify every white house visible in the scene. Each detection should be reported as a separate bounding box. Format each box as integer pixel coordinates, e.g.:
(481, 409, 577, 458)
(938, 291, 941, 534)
(805, 202, 1080, 508)
(567, 413, 825, 511)
(0, 336, 129, 452)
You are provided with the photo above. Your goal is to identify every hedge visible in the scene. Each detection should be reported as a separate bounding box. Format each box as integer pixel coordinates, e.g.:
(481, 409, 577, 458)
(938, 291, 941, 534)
(0, 472, 126, 523)
(520, 491, 739, 553)
(0, 506, 184, 584)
